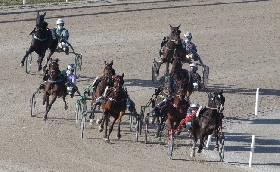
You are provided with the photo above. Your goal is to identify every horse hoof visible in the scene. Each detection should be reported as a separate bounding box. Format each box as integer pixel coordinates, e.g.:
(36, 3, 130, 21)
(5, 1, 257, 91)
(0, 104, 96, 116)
(89, 119, 94, 123)
(38, 66, 42, 71)
(43, 117, 47, 121)
(104, 138, 110, 143)
(98, 126, 103, 132)
(96, 119, 101, 125)
(197, 150, 202, 153)
(65, 106, 68, 110)
(116, 134, 121, 139)
(20, 62, 24, 67)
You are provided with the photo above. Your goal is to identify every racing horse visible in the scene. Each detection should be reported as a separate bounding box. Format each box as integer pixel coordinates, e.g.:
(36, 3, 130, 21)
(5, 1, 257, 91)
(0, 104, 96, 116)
(170, 55, 193, 100)
(152, 74, 190, 138)
(89, 61, 116, 122)
(42, 58, 68, 120)
(191, 90, 225, 154)
(155, 24, 186, 76)
(20, 12, 52, 71)
(99, 74, 126, 142)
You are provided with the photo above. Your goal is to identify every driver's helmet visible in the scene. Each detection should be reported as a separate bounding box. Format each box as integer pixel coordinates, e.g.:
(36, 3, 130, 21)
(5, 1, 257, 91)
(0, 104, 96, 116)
(56, 19, 65, 29)
(190, 103, 200, 112)
(184, 32, 192, 40)
(190, 63, 198, 72)
(67, 64, 75, 73)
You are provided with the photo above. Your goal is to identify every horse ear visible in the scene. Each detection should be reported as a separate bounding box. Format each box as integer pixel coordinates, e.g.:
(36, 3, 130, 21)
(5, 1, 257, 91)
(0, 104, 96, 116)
(111, 60, 113, 65)
(43, 12, 46, 16)
(104, 61, 107, 65)
(169, 24, 172, 28)
(122, 73, 124, 77)
(178, 24, 181, 28)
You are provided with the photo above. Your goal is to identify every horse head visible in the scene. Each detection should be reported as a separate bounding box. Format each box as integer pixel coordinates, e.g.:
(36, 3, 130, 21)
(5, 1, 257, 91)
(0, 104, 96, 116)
(169, 24, 181, 39)
(208, 90, 225, 113)
(104, 60, 115, 77)
(36, 12, 46, 30)
(48, 58, 60, 81)
(113, 73, 124, 94)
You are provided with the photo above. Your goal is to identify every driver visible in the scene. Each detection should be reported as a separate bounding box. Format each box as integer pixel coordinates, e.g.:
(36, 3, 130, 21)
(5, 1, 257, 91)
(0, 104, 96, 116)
(62, 64, 79, 98)
(183, 32, 204, 65)
(189, 63, 203, 90)
(53, 19, 70, 55)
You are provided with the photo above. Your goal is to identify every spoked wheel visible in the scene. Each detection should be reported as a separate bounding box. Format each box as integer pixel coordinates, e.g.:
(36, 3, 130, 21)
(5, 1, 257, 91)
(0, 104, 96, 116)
(152, 58, 160, 83)
(167, 132, 174, 159)
(75, 54, 82, 79)
(202, 65, 209, 87)
(81, 111, 86, 138)
(75, 103, 82, 128)
(144, 116, 149, 144)
(129, 115, 134, 132)
(30, 93, 36, 117)
(25, 53, 32, 74)
(219, 133, 225, 162)
(135, 114, 142, 142)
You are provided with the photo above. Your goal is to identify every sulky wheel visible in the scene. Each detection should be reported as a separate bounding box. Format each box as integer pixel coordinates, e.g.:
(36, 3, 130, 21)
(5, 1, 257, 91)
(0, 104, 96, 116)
(75, 54, 82, 79)
(25, 53, 32, 74)
(30, 93, 36, 117)
(167, 132, 174, 159)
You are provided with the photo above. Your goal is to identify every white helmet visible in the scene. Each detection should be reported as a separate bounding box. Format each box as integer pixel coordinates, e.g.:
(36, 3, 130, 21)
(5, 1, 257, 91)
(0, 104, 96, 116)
(56, 19, 65, 25)
(190, 103, 199, 108)
(67, 64, 75, 70)
(184, 32, 192, 39)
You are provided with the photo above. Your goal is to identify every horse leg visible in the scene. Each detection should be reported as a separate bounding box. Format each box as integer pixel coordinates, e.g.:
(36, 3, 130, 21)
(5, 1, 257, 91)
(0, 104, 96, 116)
(103, 113, 109, 141)
(108, 117, 117, 139)
(37, 54, 43, 71)
(214, 129, 219, 150)
(116, 112, 124, 139)
(20, 47, 33, 66)
(155, 117, 160, 138)
(197, 134, 205, 153)
(44, 93, 57, 120)
(62, 95, 68, 110)
(99, 112, 106, 132)
(190, 137, 197, 159)
(165, 61, 170, 75)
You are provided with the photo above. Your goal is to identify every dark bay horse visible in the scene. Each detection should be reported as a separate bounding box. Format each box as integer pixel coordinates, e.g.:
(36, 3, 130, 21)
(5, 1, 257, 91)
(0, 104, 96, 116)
(89, 61, 116, 121)
(20, 12, 58, 72)
(171, 56, 193, 100)
(191, 90, 225, 154)
(156, 24, 186, 76)
(151, 75, 190, 138)
(42, 58, 68, 120)
(99, 74, 126, 142)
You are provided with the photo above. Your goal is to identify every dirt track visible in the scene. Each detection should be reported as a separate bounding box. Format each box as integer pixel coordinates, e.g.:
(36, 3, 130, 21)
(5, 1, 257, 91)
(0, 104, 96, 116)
(1, 0, 280, 171)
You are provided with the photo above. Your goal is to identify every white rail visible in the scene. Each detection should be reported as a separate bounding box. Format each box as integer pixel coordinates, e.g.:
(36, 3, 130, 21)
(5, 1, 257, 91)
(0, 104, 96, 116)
(23, 0, 69, 5)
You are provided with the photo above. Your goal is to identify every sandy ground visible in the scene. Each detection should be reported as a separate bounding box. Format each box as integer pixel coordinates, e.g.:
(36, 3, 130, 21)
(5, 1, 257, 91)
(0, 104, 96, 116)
(0, 0, 280, 171)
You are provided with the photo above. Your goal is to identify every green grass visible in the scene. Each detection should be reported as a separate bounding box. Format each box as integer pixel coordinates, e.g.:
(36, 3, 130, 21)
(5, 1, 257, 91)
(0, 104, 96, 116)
(1, 0, 78, 6)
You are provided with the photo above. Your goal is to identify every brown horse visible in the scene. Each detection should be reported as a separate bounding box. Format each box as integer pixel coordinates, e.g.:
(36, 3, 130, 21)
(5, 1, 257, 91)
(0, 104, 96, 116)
(191, 90, 225, 154)
(156, 24, 186, 75)
(171, 56, 193, 100)
(42, 58, 68, 120)
(99, 74, 126, 142)
(89, 61, 116, 121)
